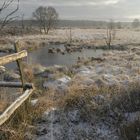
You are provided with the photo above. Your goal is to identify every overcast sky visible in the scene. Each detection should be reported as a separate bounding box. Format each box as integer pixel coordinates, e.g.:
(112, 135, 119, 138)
(1, 0, 140, 21)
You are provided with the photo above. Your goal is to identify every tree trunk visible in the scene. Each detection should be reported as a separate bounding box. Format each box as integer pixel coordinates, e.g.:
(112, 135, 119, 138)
(46, 27, 50, 34)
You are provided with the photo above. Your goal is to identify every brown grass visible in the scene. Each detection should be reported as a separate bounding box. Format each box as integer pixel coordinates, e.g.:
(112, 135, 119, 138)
(0, 88, 20, 114)
(58, 82, 140, 133)
(0, 100, 9, 113)
(0, 88, 57, 140)
(0, 80, 140, 139)
(0, 100, 36, 140)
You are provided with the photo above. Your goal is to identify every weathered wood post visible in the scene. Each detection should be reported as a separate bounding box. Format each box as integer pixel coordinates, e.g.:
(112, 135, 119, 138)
(14, 41, 25, 91)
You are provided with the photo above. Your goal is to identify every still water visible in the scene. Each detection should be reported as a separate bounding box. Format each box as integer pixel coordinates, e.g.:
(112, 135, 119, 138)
(0, 44, 103, 69)
(28, 44, 103, 67)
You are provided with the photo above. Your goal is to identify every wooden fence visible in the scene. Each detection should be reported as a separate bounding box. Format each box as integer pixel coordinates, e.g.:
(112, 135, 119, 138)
(0, 44, 34, 126)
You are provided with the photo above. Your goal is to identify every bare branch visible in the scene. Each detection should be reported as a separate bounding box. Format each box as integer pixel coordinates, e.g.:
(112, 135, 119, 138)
(0, 0, 14, 14)
(0, 0, 19, 31)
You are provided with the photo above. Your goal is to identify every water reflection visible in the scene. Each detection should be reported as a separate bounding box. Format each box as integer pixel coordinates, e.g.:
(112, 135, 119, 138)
(28, 44, 103, 67)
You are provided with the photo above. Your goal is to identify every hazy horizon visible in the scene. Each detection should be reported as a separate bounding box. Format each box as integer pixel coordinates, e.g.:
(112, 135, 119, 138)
(1, 0, 140, 22)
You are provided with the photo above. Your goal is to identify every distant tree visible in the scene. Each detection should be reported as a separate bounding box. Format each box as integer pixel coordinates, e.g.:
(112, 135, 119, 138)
(104, 19, 116, 49)
(33, 6, 58, 34)
(116, 22, 122, 29)
(0, 0, 19, 31)
(21, 14, 25, 30)
(108, 19, 114, 29)
(68, 27, 72, 45)
(132, 19, 140, 28)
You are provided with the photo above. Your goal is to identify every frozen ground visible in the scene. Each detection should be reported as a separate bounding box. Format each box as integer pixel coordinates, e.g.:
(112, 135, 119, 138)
(1, 28, 140, 51)
(28, 48, 140, 140)
(1, 28, 140, 139)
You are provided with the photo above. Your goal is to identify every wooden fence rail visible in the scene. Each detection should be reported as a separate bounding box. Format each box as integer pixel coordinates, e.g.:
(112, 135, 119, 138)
(0, 49, 34, 126)
(0, 89, 34, 126)
(0, 50, 27, 65)
(0, 82, 33, 89)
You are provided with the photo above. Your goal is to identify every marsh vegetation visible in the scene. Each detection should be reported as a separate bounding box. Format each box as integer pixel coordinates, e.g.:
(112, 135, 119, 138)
(0, 0, 140, 140)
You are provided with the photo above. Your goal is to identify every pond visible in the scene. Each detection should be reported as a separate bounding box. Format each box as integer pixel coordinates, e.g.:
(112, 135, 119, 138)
(0, 44, 103, 69)
(27, 44, 103, 67)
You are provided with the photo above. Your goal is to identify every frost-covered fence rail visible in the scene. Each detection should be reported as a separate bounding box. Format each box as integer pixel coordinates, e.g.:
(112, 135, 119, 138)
(0, 50, 27, 66)
(0, 48, 34, 126)
(0, 89, 34, 126)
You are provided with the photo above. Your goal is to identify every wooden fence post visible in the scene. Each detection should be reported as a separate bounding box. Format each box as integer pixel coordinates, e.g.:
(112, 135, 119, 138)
(14, 42, 25, 91)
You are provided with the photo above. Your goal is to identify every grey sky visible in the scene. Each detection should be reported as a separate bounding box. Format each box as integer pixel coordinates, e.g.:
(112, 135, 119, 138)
(1, 0, 140, 21)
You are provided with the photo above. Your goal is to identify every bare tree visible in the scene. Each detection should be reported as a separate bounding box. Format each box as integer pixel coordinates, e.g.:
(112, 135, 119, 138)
(33, 6, 58, 34)
(132, 18, 140, 28)
(104, 19, 116, 49)
(0, 0, 19, 31)
(66, 27, 72, 45)
(21, 14, 25, 30)
(117, 22, 122, 29)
